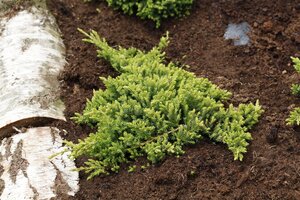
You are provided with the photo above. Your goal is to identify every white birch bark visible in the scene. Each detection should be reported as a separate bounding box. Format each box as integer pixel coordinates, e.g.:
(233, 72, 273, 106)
(0, 5, 66, 136)
(0, 2, 80, 199)
(0, 127, 79, 200)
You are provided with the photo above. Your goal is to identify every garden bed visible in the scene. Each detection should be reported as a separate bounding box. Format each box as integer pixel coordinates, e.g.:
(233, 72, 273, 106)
(47, 0, 300, 199)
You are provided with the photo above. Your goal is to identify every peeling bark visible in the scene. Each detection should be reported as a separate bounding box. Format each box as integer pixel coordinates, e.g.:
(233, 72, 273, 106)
(0, 176, 4, 196)
(4, 137, 12, 160)
(29, 183, 39, 200)
(0, 127, 79, 200)
(0, 2, 79, 199)
(51, 162, 72, 198)
(0, 155, 5, 196)
(9, 140, 29, 183)
(0, 5, 66, 137)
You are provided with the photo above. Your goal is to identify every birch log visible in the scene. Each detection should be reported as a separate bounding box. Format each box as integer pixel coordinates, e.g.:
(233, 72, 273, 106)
(0, 5, 66, 137)
(0, 2, 80, 199)
(0, 127, 79, 200)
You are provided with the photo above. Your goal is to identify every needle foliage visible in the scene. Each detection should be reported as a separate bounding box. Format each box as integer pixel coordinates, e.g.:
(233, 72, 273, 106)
(84, 0, 193, 27)
(287, 57, 300, 126)
(65, 29, 263, 179)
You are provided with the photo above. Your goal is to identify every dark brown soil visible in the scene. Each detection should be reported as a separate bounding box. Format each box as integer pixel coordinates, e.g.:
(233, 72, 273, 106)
(47, 0, 300, 199)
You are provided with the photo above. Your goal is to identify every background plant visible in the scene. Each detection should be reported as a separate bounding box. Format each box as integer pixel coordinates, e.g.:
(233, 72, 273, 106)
(65, 29, 263, 179)
(84, 0, 194, 27)
(287, 57, 300, 126)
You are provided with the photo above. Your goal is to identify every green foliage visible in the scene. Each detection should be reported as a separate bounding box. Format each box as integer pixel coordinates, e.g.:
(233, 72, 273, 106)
(84, 0, 194, 27)
(291, 57, 300, 96)
(292, 57, 300, 73)
(128, 165, 137, 172)
(287, 57, 300, 126)
(287, 108, 300, 126)
(291, 84, 300, 96)
(189, 170, 196, 176)
(67, 29, 263, 179)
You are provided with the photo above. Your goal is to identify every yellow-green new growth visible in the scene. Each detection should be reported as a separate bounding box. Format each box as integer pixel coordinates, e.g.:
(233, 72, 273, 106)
(291, 56, 300, 73)
(287, 56, 300, 126)
(287, 108, 300, 126)
(66, 30, 263, 179)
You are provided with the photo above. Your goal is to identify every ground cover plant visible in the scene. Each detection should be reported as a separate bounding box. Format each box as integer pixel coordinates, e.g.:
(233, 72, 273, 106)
(287, 57, 300, 126)
(64, 29, 263, 179)
(48, 0, 300, 198)
(84, 0, 193, 27)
